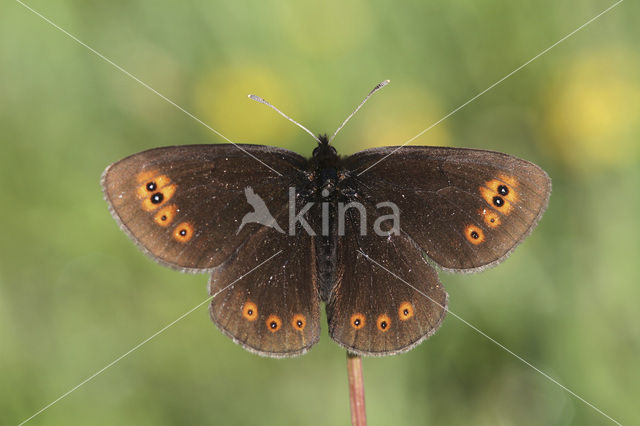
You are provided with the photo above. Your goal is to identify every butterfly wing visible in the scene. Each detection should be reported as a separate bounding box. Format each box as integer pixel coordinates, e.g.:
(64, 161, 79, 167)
(208, 193, 320, 357)
(104, 144, 321, 357)
(343, 146, 551, 272)
(326, 205, 448, 356)
(101, 144, 306, 272)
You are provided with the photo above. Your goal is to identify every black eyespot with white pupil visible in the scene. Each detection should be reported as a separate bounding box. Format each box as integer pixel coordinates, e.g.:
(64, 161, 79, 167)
(179, 229, 187, 236)
(470, 231, 479, 239)
(151, 193, 163, 204)
(146, 182, 157, 191)
(270, 321, 278, 329)
(354, 319, 361, 326)
(380, 321, 387, 329)
(498, 185, 509, 196)
(296, 320, 303, 327)
(493, 196, 504, 207)
(247, 309, 253, 315)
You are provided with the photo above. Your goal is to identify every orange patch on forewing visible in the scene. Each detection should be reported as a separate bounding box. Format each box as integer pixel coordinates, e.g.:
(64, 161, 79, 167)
(292, 314, 306, 331)
(154, 204, 177, 226)
(465, 224, 485, 245)
(138, 174, 173, 198)
(497, 173, 518, 189)
(136, 170, 159, 184)
(479, 184, 514, 215)
(266, 314, 282, 333)
(173, 222, 194, 243)
(350, 313, 366, 330)
(376, 314, 391, 332)
(141, 184, 177, 211)
(478, 208, 501, 228)
(398, 302, 414, 321)
(242, 301, 258, 321)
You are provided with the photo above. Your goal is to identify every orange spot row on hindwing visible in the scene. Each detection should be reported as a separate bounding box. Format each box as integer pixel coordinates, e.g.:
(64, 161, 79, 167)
(240, 301, 307, 332)
(348, 303, 416, 333)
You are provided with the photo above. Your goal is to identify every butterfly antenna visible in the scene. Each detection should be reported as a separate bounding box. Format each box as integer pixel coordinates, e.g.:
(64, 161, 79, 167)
(248, 94, 321, 144)
(329, 79, 390, 144)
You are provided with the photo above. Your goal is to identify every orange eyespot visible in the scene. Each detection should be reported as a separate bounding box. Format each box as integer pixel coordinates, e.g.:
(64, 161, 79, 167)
(292, 314, 306, 331)
(479, 208, 501, 228)
(497, 173, 518, 189)
(465, 224, 485, 245)
(398, 302, 414, 321)
(173, 222, 194, 243)
(136, 170, 159, 185)
(376, 314, 391, 332)
(136, 174, 173, 199)
(154, 204, 177, 226)
(141, 184, 177, 211)
(350, 313, 366, 330)
(266, 315, 282, 333)
(479, 176, 518, 215)
(242, 301, 258, 321)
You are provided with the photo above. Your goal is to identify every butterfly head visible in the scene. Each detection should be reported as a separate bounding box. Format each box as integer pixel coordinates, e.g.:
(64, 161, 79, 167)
(312, 134, 337, 159)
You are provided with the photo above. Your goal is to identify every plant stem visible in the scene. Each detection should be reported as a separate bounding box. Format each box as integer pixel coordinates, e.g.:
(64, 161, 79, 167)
(346, 351, 367, 426)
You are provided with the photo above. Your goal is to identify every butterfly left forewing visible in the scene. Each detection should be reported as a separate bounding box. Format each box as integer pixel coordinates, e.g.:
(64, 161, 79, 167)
(102, 144, 306, 272)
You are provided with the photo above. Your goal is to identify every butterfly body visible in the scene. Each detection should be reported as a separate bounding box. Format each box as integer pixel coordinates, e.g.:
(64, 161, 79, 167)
(102, 138, 550, 357)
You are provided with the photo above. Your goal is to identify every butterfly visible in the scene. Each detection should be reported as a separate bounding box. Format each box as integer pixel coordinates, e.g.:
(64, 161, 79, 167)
(101, 83, 551, 358)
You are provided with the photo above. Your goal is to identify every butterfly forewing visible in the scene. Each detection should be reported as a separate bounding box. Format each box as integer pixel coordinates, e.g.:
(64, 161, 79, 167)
(101, 144, 306, 272)
(344, 146, 551, 271)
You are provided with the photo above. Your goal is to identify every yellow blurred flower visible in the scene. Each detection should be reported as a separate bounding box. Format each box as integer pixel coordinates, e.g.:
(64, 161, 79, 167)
(543, 48, 640, 171)
(193, 65, 298, 145)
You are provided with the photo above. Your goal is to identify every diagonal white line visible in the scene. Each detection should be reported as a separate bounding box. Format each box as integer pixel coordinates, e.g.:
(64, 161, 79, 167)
(15, 0, 283, 177)
(17, 250, 282, 426)
(357, 0, 624, 176)
(357, 249, 622, 426)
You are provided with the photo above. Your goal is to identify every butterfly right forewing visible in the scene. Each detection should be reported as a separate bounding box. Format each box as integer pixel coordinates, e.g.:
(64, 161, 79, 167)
(343, 146, 551, 272)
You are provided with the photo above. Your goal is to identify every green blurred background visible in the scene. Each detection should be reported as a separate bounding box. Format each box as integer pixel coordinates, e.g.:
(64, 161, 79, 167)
(1, 1, 638, 425)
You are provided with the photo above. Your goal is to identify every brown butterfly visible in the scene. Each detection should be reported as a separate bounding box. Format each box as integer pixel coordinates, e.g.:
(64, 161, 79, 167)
(102, 85, 551, 357)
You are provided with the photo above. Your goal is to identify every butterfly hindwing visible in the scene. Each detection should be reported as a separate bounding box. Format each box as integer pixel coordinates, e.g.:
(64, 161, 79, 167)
(208, 203, 321, 357)
(101, 144, 306, 272)
(343, 146, 551, 271)
(326, 206, 448, 356)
